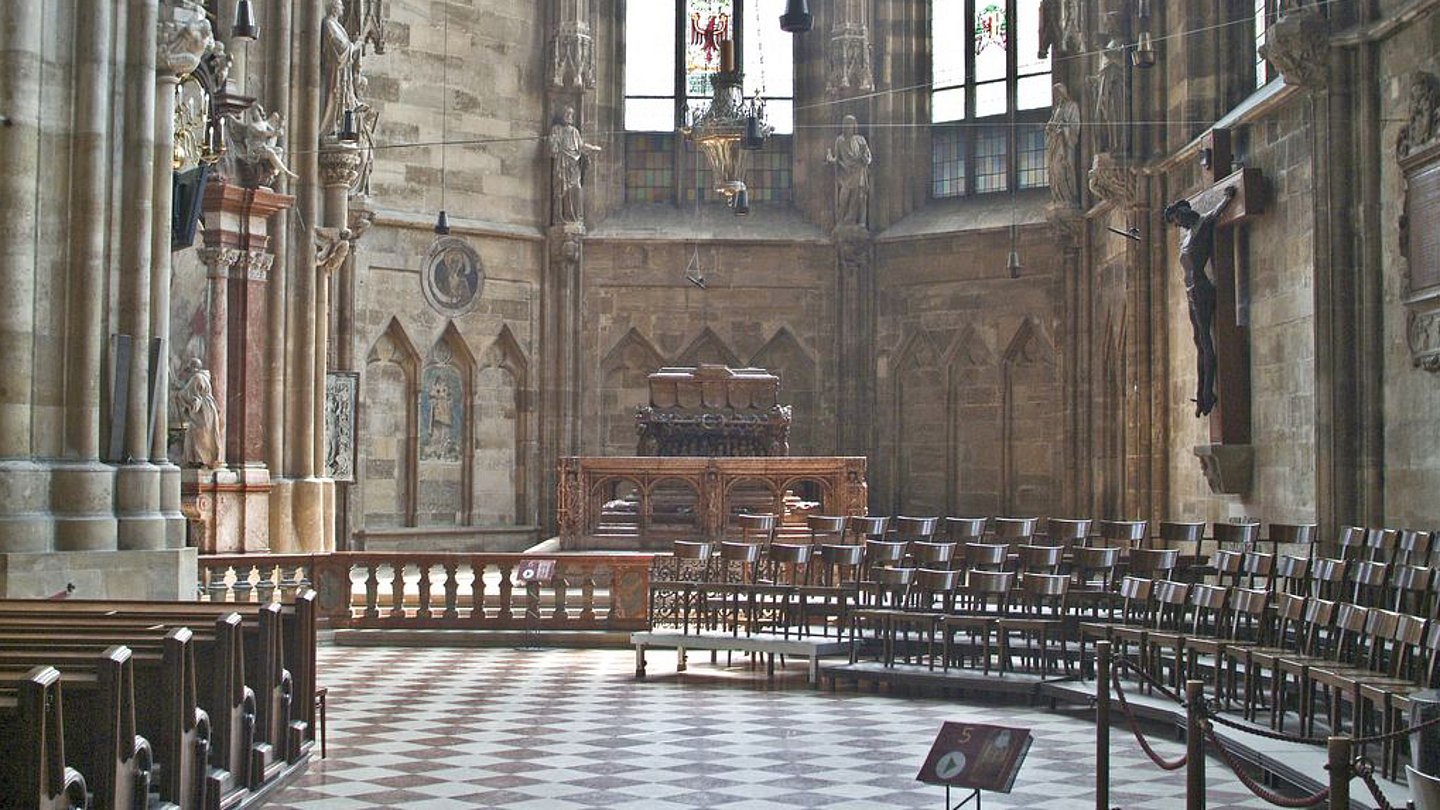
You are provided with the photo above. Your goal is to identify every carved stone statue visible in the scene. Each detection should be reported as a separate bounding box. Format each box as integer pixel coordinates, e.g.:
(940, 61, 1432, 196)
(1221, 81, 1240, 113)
(320, 0, 363, 139)
(315, 226, 353, 275)
(1045, 84, 1081, 208)
(1397, 72, 1440, 159)
(1164, 187, 1237, 418)
(178, 359, 222, 468)
(826, 114, 872, 229)
(548, 106, 601, 226)
(158, 0, 213, 78)
(1092, 38, 1126, 155)
(223, 103, 296, 188)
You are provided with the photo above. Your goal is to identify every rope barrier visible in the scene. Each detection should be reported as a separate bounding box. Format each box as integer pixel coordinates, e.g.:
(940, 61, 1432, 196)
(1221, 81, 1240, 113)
(1206, 709, 1329, 747)
(1112, 653, 1185, 705)
(1202, 722, 1331, 808)
(1110, 669, 1188, 771)
(1352, 708, 1440, 745)
(1353, 755, 1397, 810)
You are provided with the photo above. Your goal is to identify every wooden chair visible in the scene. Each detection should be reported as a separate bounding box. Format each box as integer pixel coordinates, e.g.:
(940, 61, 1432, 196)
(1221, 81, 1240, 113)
(849, 566, 918, 667)
(1307, 609, 1416, 738)
(942, 570, 1013, 675)
(1312, 556, 1349, 601)
(1210, 522, 1260, 574)
(813, 543, 864, 587)
(1159, 521, 1206, 573)
(909, 540, 956, 571)
(1078, 575, 1154, 679)
(1194, 587, 1271, 708)
(911, 567, 964, 614)
(993, 517, 1038, 545)
(1365, 528, 1400, 564)
(1071, 546, 1122, 595)
(997, 572, 1071, 675)
(1118, 579, 1190, 693)
(1287, 603, 1371, 736)
(960, 542, 1009, 574)
(860, 538, 907, 581)
(1349, 560, 1392, 608)
(845, 515, 890, 546)
(1398, 529, 1433, 567)
(1128, 548, 1180, 581)
(1271, 597, 1339, 732)
(1391, 565, 1436, 617)
(1241, 549, 1276, 592)
(1015, 544, 1063, 576)
(1371, 623, 1440, 778)
(1233, 592, 1309, 722)
(806, 515, 847, 549)
(1275, 554, 1312, 596)
(1337, 525, 1367, 561)
(892, 515, 940, 544)
(1148, 583, 1227, 691)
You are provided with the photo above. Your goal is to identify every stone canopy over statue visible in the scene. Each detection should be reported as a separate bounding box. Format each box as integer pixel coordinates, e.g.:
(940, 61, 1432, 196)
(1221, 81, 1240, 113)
(636, 365, 792, 457)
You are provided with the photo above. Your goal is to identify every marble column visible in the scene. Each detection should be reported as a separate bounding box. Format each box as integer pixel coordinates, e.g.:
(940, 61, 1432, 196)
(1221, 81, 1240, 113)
(115, 0, 167, 552)
(53, 0, 121, 553)
(264, 0, 292, 477)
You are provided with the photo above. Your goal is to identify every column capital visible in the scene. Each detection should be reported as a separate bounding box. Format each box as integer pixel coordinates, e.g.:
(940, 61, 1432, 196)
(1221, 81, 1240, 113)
(157, 0, 214, 79)
(198, 246, 244, 277)
(317, 142, 364, 189)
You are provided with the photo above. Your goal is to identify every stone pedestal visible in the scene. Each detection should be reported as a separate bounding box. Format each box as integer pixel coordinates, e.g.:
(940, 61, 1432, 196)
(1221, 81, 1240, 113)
(181, 467, 272, 554)
(1194, 444, 1254, 496)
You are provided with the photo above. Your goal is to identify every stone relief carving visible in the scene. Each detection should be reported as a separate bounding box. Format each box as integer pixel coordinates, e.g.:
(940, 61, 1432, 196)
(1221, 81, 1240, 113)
(325, 372, 358, 482)
(827, 26, 874, 95)
(550, 21, 596, 89)
(423, 236, 484, 316)
(827, 115, 872, 230)
(177, 358, 222, 468)
(1258, 6, 1329, 89)
(222, 104, 296, 188)
(1045, 83, 1082, 209)
(1395, 72, 1440, 372)
(343, 0, 388, 56)
(1396, 72, 1440, 163)
(1087, 153, 1135, 208)
(158, 0, 213, 78)
(548, 106, 601, 227)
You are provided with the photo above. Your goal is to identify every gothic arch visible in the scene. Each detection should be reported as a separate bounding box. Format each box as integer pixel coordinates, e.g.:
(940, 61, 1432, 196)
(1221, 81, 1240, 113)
(1002, 317, 1061, 517)
(476, 325, 531, 524)
(361, 318, 421, 528)
(417, 322, 477, 526)
(750, 327, 818, 453)
(599, 328, 667, 454)
(677, 327, 742, 368)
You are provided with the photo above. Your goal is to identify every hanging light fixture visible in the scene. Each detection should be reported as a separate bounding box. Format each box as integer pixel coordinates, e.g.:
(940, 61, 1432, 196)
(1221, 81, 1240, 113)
(683, 38, 771, 203)
(779, 0, 813, 33)
(1006, 246, 1023, 278)
(434, 1, 451, 238)
(232, 0, 259, 41)
(434, 210, 451, 235)
(732, 186, 750, 216)
(1131, 0, 1156, 69)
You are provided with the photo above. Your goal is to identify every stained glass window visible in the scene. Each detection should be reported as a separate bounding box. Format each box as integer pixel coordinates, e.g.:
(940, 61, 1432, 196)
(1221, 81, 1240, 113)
(1254, 0, 1276, 88)
(930, 0, 1052, 197)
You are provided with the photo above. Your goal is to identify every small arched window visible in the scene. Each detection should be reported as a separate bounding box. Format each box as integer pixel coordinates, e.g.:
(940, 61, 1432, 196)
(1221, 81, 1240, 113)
(931, 0, 1052, 198)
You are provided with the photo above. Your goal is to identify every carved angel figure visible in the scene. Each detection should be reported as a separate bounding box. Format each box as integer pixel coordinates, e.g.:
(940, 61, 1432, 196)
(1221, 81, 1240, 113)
(315, 227, 353, 275)
(225, 104, 297, 188)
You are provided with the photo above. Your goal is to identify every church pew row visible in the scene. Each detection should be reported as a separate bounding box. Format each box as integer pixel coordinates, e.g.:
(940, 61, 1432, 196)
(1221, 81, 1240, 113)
(0, 667, 91, 810)
(0, 592, 316, 810)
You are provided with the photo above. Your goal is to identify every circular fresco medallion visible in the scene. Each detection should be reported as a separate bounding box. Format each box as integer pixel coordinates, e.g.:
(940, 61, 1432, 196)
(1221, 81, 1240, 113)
(422, 235, 484, 316)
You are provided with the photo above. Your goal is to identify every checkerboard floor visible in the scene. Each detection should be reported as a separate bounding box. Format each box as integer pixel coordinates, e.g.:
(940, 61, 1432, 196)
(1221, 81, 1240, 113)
(264, 646, 1296, 809)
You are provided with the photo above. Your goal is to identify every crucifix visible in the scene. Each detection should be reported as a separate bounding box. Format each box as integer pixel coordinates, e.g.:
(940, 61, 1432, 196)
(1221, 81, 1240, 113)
(1164, 128, 1264, 446)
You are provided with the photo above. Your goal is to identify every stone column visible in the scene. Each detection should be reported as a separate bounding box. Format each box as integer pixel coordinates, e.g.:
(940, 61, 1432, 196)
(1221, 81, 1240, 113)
(264, 0, 291, 478)
(198, 246, 236, 468)
(115, 0, 167, 552)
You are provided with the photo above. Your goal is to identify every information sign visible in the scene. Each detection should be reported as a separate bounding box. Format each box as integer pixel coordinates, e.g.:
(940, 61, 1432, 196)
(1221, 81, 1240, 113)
(916, 722, 1032, 794)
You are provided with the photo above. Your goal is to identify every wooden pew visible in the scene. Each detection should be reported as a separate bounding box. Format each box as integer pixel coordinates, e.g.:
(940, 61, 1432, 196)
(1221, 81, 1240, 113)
(0, 666, 89, 810)
(0, 648, 151, 810)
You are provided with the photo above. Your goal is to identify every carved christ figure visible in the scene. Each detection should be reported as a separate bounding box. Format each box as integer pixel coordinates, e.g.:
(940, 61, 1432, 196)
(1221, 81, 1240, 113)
(1164, 186, 1237, 418)
(826, 114, 872, 228)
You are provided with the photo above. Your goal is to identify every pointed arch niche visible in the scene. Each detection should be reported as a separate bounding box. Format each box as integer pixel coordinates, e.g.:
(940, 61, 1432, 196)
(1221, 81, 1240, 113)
(677, 328, 742, 368)
(361, 319, 420, 528)
(751, 328, 818, 454)
(891, 330, 948, 515)
(475, 326, 530, 525)
(599, 329, 666, 455)
(1002, 318, 1060, 517)
(417, 323, 476, 526)
(948, 327, 1000, 517)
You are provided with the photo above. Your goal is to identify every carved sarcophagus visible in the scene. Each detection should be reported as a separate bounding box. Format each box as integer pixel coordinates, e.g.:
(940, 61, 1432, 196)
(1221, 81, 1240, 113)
(636, 364, 792, 456)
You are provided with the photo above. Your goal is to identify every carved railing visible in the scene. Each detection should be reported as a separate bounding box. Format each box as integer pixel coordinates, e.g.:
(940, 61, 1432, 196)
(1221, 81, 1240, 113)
(197, 552, 652, 631)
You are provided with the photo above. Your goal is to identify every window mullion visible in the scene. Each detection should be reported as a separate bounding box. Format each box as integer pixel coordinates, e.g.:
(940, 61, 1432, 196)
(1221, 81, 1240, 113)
(1006, 0, 1018, 191)
(965, 0, 976, 196)
(673, 0, 686, 205)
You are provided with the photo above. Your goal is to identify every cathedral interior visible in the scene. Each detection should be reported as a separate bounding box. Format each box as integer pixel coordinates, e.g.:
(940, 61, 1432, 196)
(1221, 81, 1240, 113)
(3, 0, 1440, 807)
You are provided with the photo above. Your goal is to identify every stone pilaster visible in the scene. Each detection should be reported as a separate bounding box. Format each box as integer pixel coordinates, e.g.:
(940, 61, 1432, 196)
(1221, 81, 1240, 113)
(835, 227, 874, 460)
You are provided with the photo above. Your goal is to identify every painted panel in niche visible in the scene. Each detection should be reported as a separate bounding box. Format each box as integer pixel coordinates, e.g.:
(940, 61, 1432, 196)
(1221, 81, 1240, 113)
(419, 364, 464, 462)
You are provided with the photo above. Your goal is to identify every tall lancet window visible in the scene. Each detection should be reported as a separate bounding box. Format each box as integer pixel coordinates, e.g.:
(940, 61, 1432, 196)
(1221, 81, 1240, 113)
(931, 0, 1052, 198)
(1254, 0, 1277, 88)
(623, 0, 795, 204)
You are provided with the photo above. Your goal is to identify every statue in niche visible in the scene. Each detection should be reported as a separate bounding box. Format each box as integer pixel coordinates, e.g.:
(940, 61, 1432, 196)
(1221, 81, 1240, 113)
(320, 0, 363, 139)
(1164, 186, 1237, 417)
(1091, 37, 1126, 155)
(548, 105, 601, 226)
(1045, 83, 1081, 208)
(826, 114, 872, 229)
(178, 359, 222, 468)
(223, 103, 296, 188)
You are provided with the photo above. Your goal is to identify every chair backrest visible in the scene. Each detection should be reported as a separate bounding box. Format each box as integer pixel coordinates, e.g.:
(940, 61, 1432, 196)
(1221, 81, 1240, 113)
(1044, 518, 1092, 548)
(1399, 530, 1433, 566)
(806, 515, 847, 544)
(736, 513, 778, 546)
(1016, 544, 1063, 575)
(868, 566, 915, 606)
(1299, 597, 1337, 656)
(1366, 528, 1400, 563)
(674, 540, 713, 561)
(1329, 603, 1372, 664)
(1212, 548, 1245, 586)
(767, 542, 812, 565)
(1072, 546, 1122, 589)
(1159, 521, 1206, 555)
(909, 540, 957, 569)
(962, 542, 1009, 571)
(1393, 565, 1437, 616)
(846, 515, 890, 544)
(1407, 766, 1440, 810)
(1242, 550, 1275, 591)
(1098, 519, 1148, 549)
(967, 569, 1015, 596)
(1227, 587, 1270, 643)
(1153, 580, 1193, 629)
(1188, 584, 1229, 635)
(1117, 576, 1154, 622)
(1337, 525, 1367, 560)
(1213, 521, 1260, 549)
(993, 517, 1038, 541)
(1129, 548, 1179, 580)
(915, 567, 963, 594)
(893, 515, 940, 541)
(1267, 522, 1317, 555)
(863, 539, 907, 570)
(945, 517, 988, 542)
(1350, 560, 1391, 607)
(1312, 556, 1348, 600)
(1275, 554, 1311, 595)
(1272, 592, 1308, 643)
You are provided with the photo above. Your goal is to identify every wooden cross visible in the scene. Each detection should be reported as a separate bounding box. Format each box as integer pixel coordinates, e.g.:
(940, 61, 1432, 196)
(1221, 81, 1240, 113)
(1185, 128, 1264, 445)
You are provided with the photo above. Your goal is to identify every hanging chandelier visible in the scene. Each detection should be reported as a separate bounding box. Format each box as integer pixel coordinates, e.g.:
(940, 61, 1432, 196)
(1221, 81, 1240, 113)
(682, 40, 771, 203)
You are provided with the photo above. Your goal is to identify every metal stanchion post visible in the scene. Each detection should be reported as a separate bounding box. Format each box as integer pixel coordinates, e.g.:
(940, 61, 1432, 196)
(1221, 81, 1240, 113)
(1097, 641, 1111, 810)
(1186, 680, 1205, 810)
(1328, 736, 1351, 810)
